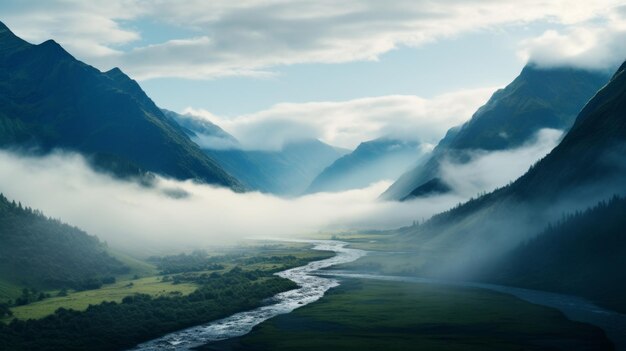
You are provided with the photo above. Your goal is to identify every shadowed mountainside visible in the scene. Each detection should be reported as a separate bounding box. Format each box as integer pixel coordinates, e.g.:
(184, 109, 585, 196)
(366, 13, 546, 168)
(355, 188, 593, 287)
(0, 22, 242, 190)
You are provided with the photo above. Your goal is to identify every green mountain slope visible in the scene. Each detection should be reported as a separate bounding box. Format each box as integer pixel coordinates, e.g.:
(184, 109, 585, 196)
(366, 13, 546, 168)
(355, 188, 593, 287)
(0, 194, 128, 295)
(0, 21, 242, 190)
(382, 65, 611, 200)
(400, 61, 626, 279)
(482, 196, 626, 313)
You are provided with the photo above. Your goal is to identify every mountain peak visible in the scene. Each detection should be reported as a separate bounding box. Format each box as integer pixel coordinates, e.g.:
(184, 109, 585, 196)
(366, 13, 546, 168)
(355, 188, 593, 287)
(106, 67, 124, 76)
(0, 21, 30, 52)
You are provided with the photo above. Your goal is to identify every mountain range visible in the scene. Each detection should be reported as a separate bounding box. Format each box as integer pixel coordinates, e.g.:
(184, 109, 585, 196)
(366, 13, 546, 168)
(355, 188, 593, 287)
(306, 138, 429, 193)
(163, 110, 348, 195)
(397, 60, 626, 309)
(381, 65, 611, 201)
(0, 22, 242, 190)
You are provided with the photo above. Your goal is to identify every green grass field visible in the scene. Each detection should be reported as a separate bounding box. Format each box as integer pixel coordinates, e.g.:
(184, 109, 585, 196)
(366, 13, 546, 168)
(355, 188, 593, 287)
(204, 279, 613, 351)
(1, 241, 334, 322)
(3, 276, 198, 321)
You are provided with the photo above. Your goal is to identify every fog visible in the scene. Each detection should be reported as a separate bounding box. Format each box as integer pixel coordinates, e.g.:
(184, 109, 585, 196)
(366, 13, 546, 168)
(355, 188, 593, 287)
(182, 88, 494, 151)
(0, 128, 567, 256)
(0, 149, 464, 254)
(438, 129, 564, 197)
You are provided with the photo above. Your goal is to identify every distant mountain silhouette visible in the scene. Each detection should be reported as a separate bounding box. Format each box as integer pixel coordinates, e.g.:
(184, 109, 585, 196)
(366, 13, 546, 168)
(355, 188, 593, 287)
(164, 110, 347, 195)
(306, 138, 428, 193)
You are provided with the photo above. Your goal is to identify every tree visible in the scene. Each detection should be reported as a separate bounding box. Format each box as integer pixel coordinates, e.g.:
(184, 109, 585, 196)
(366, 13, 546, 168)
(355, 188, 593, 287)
(0, 303, 12, 318)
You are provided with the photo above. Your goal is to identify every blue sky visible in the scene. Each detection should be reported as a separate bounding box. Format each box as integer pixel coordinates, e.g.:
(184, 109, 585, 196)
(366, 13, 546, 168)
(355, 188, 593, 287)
(143, 27, 535, 115)
(1, 0, 624, 148)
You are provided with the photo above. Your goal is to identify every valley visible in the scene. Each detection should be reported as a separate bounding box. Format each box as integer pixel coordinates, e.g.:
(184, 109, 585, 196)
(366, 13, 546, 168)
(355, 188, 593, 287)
(206, 278, 613, 351)
(1, 5, 625, 351)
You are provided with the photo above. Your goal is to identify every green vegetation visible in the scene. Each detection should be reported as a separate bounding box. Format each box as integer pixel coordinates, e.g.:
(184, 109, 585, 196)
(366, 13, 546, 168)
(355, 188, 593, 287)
(0, 269, 297, 351)
(208, 279, 613, 351)
(485, 195, 626, 313)
(5, 276, 197, 321)
(0, 193, 128, 297)
(0, 239, 334, 350)
(0, 21, 242, 189)
(384, 65, 610, 201)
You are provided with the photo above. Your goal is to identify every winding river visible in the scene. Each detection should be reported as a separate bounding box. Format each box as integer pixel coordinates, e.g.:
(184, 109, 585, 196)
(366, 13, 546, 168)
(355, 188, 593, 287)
(132, 240, 626, 351)
(131, 240, 366, 351)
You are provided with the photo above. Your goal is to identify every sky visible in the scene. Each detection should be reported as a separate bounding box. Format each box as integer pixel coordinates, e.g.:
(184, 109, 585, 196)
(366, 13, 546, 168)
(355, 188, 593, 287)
(1, 0, 625, 149)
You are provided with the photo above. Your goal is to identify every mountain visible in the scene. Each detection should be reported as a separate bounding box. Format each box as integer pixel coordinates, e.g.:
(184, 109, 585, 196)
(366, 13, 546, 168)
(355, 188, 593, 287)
(161, 109, 238, 150)
(482, 196, 626, 313)
(207, 140, 347, 195)
(0, 22, 242, 190)
(0, 193, 128, 294)
(306, 138, 428, 193)
(164, 110, 347, 195)
(400, 61, 626, 279)
(382, 65, 611, 200)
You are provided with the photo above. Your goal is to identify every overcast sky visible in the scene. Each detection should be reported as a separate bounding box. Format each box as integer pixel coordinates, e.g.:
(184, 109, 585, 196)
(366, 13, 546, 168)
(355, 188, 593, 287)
(1, 0, 625, 148)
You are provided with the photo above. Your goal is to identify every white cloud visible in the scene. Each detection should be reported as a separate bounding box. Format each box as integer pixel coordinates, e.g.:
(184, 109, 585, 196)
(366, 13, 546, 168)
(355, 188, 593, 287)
(2, 0, 625, 79)
(439, 128, 563, 197)
(519, 5, 626, 70)
(183, 87, 495, 150)
(0, 149, 463, 252)
(1, 0, 143, 59)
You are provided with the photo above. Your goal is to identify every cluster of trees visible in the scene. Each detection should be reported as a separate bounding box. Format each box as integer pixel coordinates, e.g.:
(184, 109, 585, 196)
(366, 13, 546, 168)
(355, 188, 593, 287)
(0, 193, 129, 290)
(148, 250, 226, 274)
(172, 266, 268, 285)
(150, 250, 329, 276)
(14, 288, 50, 306)
(485, 195, 626, 313)
(0, 269, 297, 351)
(0, 303, 11, 318)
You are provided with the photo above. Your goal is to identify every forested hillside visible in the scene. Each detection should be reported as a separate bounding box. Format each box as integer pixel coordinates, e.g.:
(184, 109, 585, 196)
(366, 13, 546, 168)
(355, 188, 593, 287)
(0, 21, 242, 189)
(396, 61, 626, 280)
(0, 194, 128, 293)
(382, 65, 610, 200)
(483, 196, 626, 313)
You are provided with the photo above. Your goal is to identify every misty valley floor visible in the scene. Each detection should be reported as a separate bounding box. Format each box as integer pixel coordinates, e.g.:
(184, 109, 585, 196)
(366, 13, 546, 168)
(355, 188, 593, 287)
(202, 279, 613, 351)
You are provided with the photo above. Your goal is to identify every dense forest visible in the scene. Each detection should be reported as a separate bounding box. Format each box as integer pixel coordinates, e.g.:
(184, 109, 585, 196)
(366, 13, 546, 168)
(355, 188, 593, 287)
(0, 193, 128, 291)
(483, 195, 626, 313)
(0, 268, 297, 351)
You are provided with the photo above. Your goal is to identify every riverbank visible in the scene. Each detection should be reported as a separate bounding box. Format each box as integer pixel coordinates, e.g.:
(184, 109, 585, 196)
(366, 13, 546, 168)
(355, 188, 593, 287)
(317, 271, 626, 350)
(0, 241, 333, 351)
(204, 278, 614, 351)
(132, 240, 366, 350)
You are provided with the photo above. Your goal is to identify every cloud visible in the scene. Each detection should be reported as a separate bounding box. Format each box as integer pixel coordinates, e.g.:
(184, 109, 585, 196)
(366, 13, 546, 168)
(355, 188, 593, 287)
(2, 0, 624, 79)
(439, 128, 563, 197)
(1, 0, 143, 58)
(183, 87, 495, 150)
(519, 4, 626, 70)
(0, 149, 464, 253)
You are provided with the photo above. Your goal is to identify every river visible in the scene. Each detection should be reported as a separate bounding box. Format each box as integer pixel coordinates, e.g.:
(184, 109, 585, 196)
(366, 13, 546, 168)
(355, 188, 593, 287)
(132, 240, 626, 351)
(131, 240, 366, 351)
